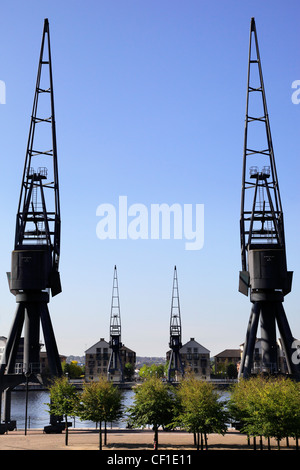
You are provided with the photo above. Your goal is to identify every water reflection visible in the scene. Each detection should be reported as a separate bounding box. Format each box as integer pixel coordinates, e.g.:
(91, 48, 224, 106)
(10, 389, 135, 429)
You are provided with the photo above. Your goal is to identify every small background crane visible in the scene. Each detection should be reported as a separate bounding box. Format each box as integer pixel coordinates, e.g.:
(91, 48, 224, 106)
(167, 266, 184, 382)
(108, 265, 124, 382)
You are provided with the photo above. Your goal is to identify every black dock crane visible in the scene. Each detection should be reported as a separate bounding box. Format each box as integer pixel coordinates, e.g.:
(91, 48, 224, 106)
(0, 19, 64, 431)
(238, 18, 300, 379)
(108, 266, 124, 382)
(167, 266, 184, 382)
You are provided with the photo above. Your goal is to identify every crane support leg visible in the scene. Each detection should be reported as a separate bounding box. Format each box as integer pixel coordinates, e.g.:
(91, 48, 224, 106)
(260, 303, 278, 373)
(239, 302, 260, 379)
(40, 303, 63, 377)
(239, 300, 300, 379)
(0, 304, 25, 377)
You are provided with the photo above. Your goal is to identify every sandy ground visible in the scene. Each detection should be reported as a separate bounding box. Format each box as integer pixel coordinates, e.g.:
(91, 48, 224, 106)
(0, 427, 298, 451)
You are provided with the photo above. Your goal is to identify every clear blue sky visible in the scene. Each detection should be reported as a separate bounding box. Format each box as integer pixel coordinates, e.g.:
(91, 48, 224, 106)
(0, 0, 299, 358)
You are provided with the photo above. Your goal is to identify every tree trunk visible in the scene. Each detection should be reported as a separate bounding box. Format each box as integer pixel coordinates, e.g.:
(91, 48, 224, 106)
(153, 427, 158, 450)
(99, 421, 103, 450)
(65, 415, 68, 446)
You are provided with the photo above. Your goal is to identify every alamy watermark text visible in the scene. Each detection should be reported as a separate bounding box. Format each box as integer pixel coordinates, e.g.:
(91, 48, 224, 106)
(0, 80, 6, 104)
(291, 80, 300, 104)
(96, 196, 204, 251)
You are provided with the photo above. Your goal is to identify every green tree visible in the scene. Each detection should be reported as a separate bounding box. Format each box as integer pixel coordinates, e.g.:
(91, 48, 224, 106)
(255, 377, 300, 447)
(228, 376, 300, 449)
(138, 364, 165, 380)
(47, 376, 79, 446)
(77, 378, 123, 450)
(127, 376, 177, 449)
(62, 360, 85, 379)
(229, 375, 265, 444)
(175, 375, 228, 450)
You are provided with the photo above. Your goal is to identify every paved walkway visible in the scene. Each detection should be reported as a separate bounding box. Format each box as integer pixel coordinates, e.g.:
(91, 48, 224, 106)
(0, 428, 298, 451)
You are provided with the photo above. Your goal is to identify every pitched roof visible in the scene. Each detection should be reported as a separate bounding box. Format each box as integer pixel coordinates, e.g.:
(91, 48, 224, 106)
(214, 349, 240, 358)
(85, 338, 136, 355)
(85, 338, 110, 354)
(180, 338, 210, 354)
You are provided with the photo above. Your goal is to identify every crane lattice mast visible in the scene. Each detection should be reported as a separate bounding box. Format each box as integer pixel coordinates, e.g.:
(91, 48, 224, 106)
(238, 18, 300, 378)
(0, 19, 63, 432)
(167, 266, 184, 382)
(108, 266, 124, 382)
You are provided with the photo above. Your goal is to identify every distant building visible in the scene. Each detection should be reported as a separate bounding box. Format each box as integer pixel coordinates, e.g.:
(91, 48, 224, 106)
(85, 338, 136, 382)
(0, 336, 66, 375)
(166, 337, 210, 380)
(214, 349, 241, 375)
